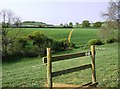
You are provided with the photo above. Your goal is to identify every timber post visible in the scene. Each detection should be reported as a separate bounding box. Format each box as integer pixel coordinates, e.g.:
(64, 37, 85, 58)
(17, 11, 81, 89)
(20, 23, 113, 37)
(47, 48, 52, 89)
(91, 45, 96, 84)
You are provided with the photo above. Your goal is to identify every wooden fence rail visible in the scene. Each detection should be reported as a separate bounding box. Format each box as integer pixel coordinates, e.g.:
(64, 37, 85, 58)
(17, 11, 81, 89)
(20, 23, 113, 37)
(43, 45, 97, 89)
(43, 51, 91, 63)
(52, 64, 91, 77)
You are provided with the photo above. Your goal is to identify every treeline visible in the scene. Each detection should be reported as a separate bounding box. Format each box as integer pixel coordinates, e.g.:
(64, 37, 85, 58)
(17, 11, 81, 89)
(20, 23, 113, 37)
(60, 20, 104, 28)
(3, 20, 105, 28)
(21, 20, 104, 28)
(21, 21, 74, 28)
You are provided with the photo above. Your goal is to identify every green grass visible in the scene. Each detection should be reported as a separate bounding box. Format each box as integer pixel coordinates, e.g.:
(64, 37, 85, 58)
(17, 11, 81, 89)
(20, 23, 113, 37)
(2, 28, 118, 87)
(7, 28, 99, 45)
(2, 43, 118, 87)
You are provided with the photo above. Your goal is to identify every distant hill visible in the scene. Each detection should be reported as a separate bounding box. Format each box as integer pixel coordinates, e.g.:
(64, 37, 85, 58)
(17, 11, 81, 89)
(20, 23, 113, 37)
(21, 21, 54, 28)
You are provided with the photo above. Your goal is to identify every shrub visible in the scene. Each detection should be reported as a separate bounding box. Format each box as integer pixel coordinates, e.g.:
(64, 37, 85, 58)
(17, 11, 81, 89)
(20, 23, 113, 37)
(27, 31, 54, 57)
(61, 39, 70, 50)
(52, 40, 63, 51)
(8, 38, 29, 57)
(69, 42, 75, 48)
(105, 38, 117, 43)
(88, 39, 103, 46)
(60, 39, 76, 50)
(17, 37, 28, 48)
(52, 39, 75, 51)
(5, 31, 76, 59)
(27, 32, 76, 57)
(117, 37, 120, 42)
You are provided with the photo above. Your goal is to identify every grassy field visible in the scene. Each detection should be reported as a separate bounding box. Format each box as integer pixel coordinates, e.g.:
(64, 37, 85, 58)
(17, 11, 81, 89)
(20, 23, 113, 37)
(2, 28, 118, 88)
(2, 43, 118, 87)
(8, 28, 100, 45)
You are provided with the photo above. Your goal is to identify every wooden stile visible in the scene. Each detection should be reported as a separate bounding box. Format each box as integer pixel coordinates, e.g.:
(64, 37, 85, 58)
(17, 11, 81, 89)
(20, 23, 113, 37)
(44, 45, 97, 88)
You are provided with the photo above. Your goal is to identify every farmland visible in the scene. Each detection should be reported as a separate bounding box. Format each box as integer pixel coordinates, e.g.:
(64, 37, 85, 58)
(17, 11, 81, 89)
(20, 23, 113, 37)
(1, 1, 119, 88)
(2, 28, 118, 88)
(7, 28, 99, 45)
(7, 28, 118, 46)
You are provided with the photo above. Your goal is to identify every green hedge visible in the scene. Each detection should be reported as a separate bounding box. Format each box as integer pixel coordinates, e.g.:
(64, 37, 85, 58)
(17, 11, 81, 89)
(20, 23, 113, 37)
(3, 32, 76, 59)
(105, 37, 117, 43)
(88, 39, 103, 46)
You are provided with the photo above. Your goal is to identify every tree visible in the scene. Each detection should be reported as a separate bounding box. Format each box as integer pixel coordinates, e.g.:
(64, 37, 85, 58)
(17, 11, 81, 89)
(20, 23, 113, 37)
(103, 0, 119, 21)
(0, 9, 21, 57)
(13, 17, 21, 27)
(99, 0, 120, 39)
(75, 22, 79, 27)
(82, 20, 91, 28)
(93, 22, 102, 28)
(69, 22, 73, 27)
(60, 23, 63, 27)
(27, 31, 53, 56)
(76, 22, 79, 25)
(63, 23, 68, 28)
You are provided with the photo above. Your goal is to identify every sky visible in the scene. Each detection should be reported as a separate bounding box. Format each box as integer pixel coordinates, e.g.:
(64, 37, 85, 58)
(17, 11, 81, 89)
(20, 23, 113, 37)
(0, 0, 109, 25)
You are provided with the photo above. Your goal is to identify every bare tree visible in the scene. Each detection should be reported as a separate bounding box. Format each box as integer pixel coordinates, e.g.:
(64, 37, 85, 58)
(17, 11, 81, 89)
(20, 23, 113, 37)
(13, 16, 21, 27)
(99, 0, 120, 39)
(0, 9, 21, 57)
(103, 1, 118, 20)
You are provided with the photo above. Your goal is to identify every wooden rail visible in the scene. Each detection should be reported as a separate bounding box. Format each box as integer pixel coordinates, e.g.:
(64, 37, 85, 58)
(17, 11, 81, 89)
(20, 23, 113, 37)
(52, 64, 91, 77)
(43, 45, 97, 89)
(43, 51, 91, 63)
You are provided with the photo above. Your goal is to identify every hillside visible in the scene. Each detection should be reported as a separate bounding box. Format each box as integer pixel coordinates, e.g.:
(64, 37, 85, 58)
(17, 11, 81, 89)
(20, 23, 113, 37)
(21, 21, 54, 27)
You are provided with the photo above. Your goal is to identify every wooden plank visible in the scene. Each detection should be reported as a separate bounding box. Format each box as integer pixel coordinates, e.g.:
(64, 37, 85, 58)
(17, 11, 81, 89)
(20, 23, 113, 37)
(52, 64, 91, 77)
(91, 45, 96, 84)
(43, 51, 91, 63)
(47, 48, 52, 89)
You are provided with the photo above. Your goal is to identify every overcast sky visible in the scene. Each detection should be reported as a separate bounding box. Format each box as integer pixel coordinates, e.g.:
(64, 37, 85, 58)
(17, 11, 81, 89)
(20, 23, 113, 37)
(0, 0, 109, 25)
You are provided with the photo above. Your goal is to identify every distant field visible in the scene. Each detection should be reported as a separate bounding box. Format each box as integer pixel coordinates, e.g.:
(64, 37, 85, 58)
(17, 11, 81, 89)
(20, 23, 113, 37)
(2, 43, 118, 87)
(8, 28, 99, 45)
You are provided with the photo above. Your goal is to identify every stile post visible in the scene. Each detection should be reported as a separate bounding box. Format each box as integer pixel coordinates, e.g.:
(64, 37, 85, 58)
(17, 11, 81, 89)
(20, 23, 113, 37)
(47, 48, 52, 89)
(91, 45, 96, 84)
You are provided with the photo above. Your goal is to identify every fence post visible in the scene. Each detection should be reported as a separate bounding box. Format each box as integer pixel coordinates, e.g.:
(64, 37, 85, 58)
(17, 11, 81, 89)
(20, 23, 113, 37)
(47, 48, 52, 89)
(91, 45, 96, 84)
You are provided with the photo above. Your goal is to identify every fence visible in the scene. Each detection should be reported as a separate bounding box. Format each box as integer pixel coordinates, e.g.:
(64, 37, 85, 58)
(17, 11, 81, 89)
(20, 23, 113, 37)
(43, 45, 98, 89)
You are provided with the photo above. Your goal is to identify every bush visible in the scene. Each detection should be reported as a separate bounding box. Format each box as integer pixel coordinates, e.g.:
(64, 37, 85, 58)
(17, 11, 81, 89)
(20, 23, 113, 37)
(6, 38, 28, 57)
(52, 39, 75, 51)
(117, 37, 120, 42)
(4, 31, 76, 59)
(17, 37, 28, 48)
(69, 42, 76, 48)
(27, 31, 54, 57)
(61, 39, 70, 50)
(52, 40, 63, 51)
(105, 38, 117, 43)
(88, 39, 103, 46)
